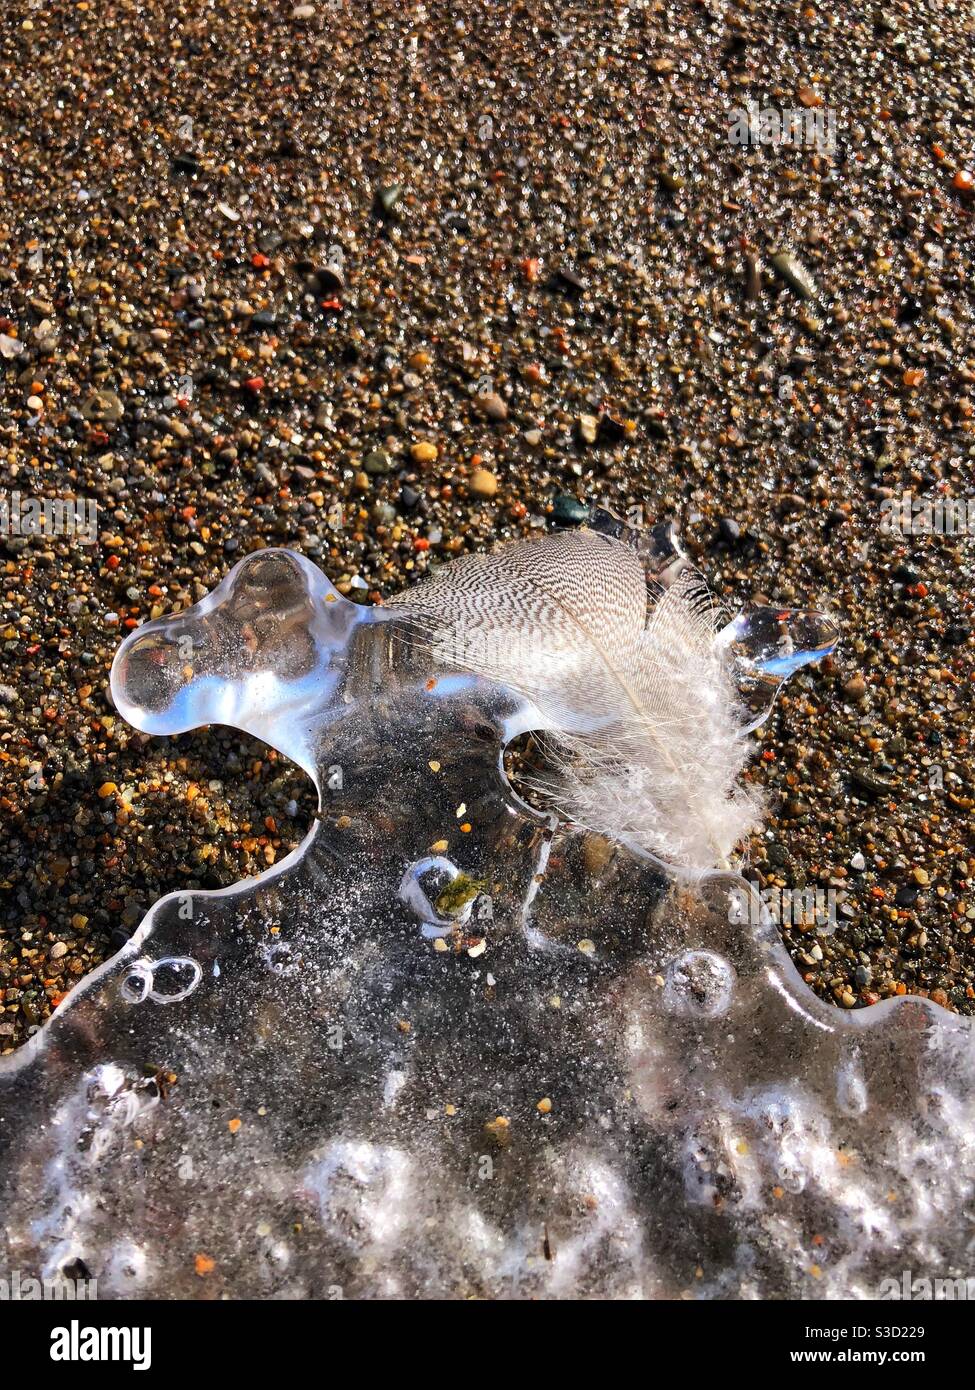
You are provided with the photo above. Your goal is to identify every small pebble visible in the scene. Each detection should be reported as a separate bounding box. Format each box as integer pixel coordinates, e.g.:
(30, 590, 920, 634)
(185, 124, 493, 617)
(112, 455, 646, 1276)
(470, 468, 498, 498)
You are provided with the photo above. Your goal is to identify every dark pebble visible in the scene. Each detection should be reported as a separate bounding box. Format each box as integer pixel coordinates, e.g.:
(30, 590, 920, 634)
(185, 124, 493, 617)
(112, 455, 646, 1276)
(552, 495, 589, 525)
(552, 266, 586, 296)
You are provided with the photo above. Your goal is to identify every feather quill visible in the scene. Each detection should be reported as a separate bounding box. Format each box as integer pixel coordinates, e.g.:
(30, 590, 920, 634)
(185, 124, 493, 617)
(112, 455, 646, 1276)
(389, 527, 763, 878)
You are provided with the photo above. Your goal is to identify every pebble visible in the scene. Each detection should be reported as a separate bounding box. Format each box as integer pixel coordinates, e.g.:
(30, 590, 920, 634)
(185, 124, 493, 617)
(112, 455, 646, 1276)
(313, 264, 345, 294)
(470, 468, 498, 499)
(577, 414, 599, 445)
(770, 252, 819, 301)
(364, 449, 394, 475)
(554, 266, 586, 296)
(475, 393, 508, 423)
(375, 184, 402, 218)
(410, 442, 438, 464)
(552, 495, 589, 525)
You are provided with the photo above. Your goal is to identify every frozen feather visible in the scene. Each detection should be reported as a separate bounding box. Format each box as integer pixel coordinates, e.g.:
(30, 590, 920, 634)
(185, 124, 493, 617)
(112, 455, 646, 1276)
(390, 526, 765, 878)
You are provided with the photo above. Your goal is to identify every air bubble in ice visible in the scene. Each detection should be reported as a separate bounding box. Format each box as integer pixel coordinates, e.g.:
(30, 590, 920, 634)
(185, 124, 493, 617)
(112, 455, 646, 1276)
(663, 949, 736, 1018)
(398, 855, 474, 934)
(119, 956, 201, 1005)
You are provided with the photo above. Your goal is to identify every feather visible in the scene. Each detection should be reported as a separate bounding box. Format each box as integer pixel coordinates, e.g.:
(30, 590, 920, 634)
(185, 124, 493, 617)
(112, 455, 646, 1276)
(389, 526, 763, 878)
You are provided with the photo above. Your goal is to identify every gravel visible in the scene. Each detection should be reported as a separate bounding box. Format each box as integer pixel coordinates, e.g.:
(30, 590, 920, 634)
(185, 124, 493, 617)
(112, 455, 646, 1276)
(0, 0, 973, 1050)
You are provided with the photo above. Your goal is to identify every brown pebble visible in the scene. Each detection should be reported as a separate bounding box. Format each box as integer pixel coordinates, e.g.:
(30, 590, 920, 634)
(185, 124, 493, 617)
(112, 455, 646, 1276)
(475, 392, 508, 422)
(470, 467, 498, 498)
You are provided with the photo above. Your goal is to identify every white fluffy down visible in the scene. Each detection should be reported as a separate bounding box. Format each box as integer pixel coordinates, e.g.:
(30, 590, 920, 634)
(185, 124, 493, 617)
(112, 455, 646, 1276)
(392, 527, 763, 877)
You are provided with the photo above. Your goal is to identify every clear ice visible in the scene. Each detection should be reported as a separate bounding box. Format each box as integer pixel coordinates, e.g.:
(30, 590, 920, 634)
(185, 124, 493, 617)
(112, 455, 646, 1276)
(1, 513, 972, 1300)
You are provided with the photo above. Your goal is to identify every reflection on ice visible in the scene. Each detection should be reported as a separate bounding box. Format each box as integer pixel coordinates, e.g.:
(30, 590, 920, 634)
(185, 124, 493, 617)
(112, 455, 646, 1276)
(717, 602, 841, 730)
